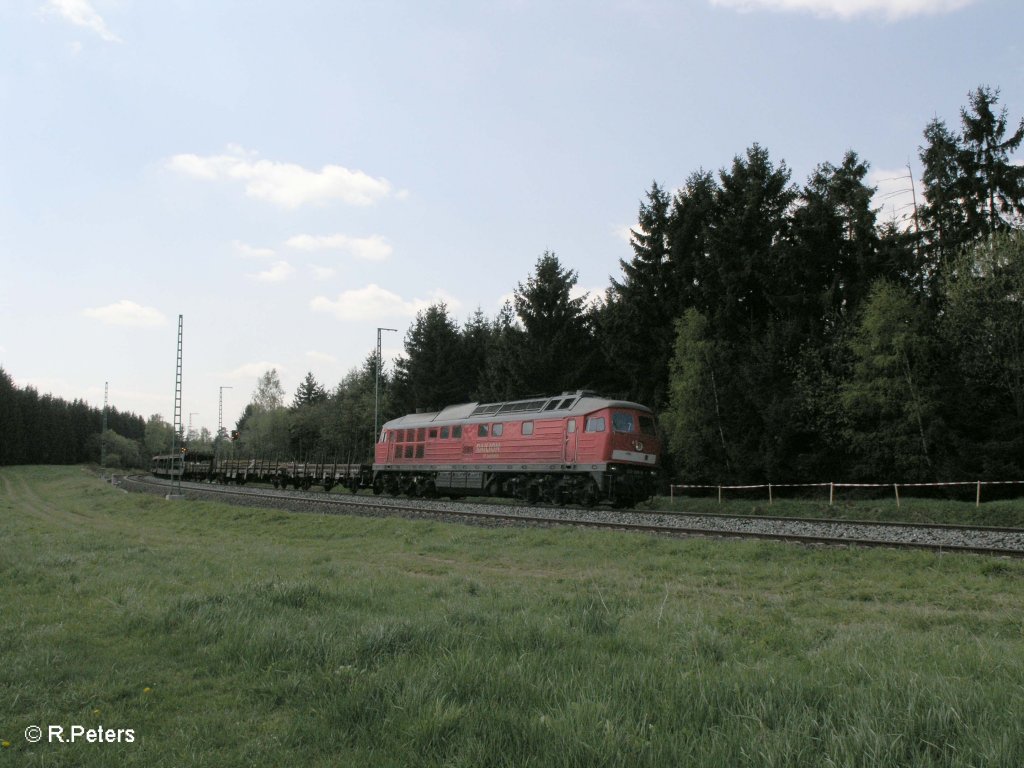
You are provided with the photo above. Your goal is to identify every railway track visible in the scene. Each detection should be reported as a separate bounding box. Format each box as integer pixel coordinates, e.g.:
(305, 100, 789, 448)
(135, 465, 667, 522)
(120, 474, 1024, 558)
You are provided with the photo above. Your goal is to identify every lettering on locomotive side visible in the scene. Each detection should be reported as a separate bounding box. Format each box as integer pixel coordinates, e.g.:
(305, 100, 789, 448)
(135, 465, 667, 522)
(474, 442, 500, 455)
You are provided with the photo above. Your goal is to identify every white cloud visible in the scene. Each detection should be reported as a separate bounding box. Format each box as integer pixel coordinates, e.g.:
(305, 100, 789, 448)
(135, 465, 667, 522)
(571, 285, 606, 310)
(310, 284, 461, 321)
(45, 0, 122, 42)
(248, 261, 294, 282)
(709, 0, 977, 20)
(613, 224, 639, 244)
(870, 166, 923, 230)
(233, 240, 276, 259)
(167, 145, 392, 208)
(286, 233, 393, 261)
(310, 265, 337, 281)
(83, 300, 166, 327)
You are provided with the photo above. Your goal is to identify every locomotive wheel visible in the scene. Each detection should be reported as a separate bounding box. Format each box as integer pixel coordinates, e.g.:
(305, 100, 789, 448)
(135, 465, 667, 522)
(581, 484, 598, 507)
(525, 483, 540, 504)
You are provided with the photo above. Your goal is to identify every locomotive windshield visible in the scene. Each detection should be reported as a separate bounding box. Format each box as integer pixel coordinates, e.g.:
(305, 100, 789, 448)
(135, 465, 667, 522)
(612, 412, 635, 433)
(613, 411, 658, 436)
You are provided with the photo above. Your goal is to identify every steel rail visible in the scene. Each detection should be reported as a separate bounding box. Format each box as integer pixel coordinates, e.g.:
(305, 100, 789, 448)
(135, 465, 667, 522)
(122, 475, 1024, 559)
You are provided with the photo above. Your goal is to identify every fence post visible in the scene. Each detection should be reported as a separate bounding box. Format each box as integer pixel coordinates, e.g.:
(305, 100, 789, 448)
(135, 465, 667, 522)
(768, 483, 773, 506)
(718, 485, 722, 505)
(894, 483, 900, 508)
(977, 480, 981, 508)
(829, 482, 834, 506)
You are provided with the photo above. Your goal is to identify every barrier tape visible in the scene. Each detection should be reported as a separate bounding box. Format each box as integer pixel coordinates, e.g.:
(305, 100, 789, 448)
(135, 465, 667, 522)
(672, 480, 1024, 490)
(669, 479, 1024, 507)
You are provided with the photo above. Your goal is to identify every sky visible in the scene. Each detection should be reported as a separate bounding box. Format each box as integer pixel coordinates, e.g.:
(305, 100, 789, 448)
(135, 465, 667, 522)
(1, 0, 1022, 436)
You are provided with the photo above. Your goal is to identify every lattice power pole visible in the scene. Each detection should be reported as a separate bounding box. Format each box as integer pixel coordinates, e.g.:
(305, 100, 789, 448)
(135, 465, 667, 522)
(214, 385, 233, 460)
(375, 327, 397, 448)
(168, 314, 184, 498)
(101, 381, 108, 472)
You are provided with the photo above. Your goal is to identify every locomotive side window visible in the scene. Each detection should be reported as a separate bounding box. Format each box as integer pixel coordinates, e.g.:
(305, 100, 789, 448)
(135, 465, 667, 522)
(429, 428, 438, 439)
(585, 416, 606, 433)
(404, 446, 414, 458)
(453, 426, 462, 438)
(567, 419, 576, 433)
(441, 426, 450, 439)
(612, 412, 635, 433)
(492, 423, 504, 437)
(478, 424, 489, 437)
(417, 428, 426, 441)
(522, 421, 534, 436)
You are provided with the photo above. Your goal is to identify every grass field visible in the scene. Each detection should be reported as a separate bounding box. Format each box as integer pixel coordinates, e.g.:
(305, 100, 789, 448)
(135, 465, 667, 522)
(2, 466, 1024, 767)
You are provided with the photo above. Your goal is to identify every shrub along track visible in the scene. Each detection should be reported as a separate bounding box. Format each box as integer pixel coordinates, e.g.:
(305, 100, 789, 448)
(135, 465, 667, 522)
(121, 474, 1024, 558)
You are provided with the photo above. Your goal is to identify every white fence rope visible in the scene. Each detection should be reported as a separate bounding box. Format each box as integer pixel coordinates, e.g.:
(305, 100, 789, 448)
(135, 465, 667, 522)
(669, 480, 1024, 507)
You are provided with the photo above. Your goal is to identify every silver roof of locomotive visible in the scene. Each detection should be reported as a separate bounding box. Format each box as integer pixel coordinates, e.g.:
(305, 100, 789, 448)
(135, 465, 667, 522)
(381, 391, 652, 430)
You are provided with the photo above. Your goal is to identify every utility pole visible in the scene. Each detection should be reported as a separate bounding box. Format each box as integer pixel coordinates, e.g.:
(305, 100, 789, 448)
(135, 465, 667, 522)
(101, 381, 108, 472)
(218, 386, 233, 438)
(906, 162, 922, 247)
(168, 315, 184, 499)
(375, 327, 397, 450)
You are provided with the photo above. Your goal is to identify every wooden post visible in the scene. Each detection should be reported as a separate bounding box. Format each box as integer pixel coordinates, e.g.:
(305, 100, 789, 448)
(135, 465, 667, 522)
(829, 482, 834, 506)
(718, 485, 722, 505)
(894, 483, 900, 508)
(977, 480, 982, 508)
(768, 483, 773, 506)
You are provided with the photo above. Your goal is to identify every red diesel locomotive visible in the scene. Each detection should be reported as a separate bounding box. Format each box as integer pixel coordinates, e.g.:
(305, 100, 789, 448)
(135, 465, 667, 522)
(373, 391, 660, 507)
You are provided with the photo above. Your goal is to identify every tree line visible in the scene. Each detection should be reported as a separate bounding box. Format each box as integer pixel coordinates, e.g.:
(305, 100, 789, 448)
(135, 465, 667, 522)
(0, 368, 146, 467)
(366, 85, 1021, 484)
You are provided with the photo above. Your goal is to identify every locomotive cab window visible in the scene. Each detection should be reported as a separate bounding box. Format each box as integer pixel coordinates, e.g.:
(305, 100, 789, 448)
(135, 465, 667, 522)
(585, 416, 606, 433)
(567, 419, 576, 434)
(612, 412, 635, 433)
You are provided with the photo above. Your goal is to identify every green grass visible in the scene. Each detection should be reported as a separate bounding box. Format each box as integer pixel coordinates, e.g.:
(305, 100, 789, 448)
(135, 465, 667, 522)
(652, 492, 1024, 527)
(3, 465, 1024, 766)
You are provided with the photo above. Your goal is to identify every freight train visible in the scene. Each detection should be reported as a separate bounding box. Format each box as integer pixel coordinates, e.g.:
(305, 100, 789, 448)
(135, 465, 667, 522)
(152, 391, 661, 507)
